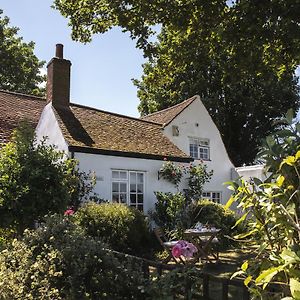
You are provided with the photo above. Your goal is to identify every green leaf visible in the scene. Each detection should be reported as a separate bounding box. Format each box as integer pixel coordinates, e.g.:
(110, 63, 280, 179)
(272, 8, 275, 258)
(255, 266, 283, 286)
(266, 136, 275, 148)
(286, 109, 294, 124)
(230, 270, 245, 279)
(276, 175, 285, 187)
(241, 261, 248, 272)
(233, 212, 248, 229)
(234, 229, 257, 239)
(290, 278, 300, 299)
(225, 195, 235, 209)
(244, 275, 252, 287)
(280, 155, 296, 168)
(280, 249, 300, 264)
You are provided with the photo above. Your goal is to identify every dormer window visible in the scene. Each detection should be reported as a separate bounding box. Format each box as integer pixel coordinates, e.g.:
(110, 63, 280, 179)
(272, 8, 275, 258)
(189, 137, 210, 160)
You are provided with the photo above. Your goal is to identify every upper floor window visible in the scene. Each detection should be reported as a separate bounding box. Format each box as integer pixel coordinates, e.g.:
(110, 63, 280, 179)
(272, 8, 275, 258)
(189, 137, 210, 160)
(112, 170, 144, 211)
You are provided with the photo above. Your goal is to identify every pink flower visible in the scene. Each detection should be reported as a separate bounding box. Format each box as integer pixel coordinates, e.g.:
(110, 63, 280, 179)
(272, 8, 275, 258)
(182, 243, 198, 258)
(172, 244, 182, 258)
(163, 157, 167, 161)
(172, 240, 197, 258)
(64, 208, 74, 216)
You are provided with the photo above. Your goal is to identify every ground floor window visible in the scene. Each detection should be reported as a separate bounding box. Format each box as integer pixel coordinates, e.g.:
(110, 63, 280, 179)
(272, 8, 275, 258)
(112, 170, 144, 211)
(202, 191, 221, 203)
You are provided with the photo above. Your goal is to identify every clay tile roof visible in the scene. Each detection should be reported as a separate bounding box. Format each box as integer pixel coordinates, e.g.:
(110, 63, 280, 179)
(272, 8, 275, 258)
(141, 95, 198, 126)
(0, 90, 46, 144)
(54, 104, 191, 161)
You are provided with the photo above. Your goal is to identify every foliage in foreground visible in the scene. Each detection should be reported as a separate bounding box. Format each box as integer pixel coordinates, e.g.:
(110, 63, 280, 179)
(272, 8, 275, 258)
(0, 215, 147, 300)
(146, 266, 202, 299)
(227, 110, 300, 299)
(0, 9, 45, 96)
(0, 124, 95, 234)
(74, 202, 153, 256)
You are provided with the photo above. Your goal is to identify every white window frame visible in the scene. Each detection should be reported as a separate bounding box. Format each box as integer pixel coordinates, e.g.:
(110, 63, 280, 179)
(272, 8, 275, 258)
(189, 137, 210, 160)
(202, 191, 222, 203)
(111, 170, 145, 211)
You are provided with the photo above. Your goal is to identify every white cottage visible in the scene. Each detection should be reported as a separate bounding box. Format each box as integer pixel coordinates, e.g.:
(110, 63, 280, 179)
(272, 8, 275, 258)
(33, 44, 237, 213)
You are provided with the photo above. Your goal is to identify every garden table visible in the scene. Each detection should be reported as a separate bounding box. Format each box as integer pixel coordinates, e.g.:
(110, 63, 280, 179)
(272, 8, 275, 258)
(183, 228, 221, 263)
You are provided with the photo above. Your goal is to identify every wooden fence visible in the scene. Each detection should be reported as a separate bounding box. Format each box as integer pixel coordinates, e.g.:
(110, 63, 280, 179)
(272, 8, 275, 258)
(108, 249, 251, 300)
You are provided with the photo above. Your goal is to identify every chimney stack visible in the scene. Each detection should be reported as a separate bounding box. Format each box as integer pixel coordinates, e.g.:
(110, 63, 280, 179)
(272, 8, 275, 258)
(46, 44, 71, 107)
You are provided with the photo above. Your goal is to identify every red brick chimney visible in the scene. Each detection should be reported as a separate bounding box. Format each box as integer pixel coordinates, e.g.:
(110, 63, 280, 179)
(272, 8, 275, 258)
(46, 44, 71, 107)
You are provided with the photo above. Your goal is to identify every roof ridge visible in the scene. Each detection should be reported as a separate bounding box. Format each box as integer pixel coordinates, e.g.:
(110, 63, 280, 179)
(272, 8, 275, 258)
(141, 95, 197, 119)
(0, 89, 46, 101)
(69, 102, 163, 126)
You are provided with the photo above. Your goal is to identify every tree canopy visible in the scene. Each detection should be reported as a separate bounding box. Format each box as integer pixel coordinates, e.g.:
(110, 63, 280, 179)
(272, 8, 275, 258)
(53, 0, 300, 165)
(0, 10, 45, 96)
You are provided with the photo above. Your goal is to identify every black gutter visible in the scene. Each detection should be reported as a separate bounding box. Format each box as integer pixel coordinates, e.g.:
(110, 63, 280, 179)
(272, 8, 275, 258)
(68, 145, 193, 163)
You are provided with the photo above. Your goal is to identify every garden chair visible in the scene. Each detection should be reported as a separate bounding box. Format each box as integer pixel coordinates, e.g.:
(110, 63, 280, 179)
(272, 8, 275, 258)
(154, 227, 185, 264)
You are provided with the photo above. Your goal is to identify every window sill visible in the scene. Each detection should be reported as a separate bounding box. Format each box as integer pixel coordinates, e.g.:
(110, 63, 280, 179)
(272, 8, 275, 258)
(193, 158, 211, 162)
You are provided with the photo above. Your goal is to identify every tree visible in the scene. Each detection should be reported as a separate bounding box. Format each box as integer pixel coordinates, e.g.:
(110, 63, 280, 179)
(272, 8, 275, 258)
(0, 123, 94, 234)
(0, 10, 45, 96)
(53, 0, 300, 165)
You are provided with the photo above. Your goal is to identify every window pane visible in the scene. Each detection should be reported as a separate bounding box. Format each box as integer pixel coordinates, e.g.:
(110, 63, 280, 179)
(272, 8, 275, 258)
(130, 194, 136, 204)
(120, 171, 127, 179)
(130, 172, 136, 184)
(120, 183, 127, 193)
(189, 144, 198, 158)
(112, 182, 119, 193)
(112, 171, 119, 179)
(120, 193, 127, 203)
(137, 194, 143, 204)
(202, 192, 210, 198)
(112, 193, 119, 203)
(137, 173, 143, 183)
(130, 184, 136, 193)
(137, 205, 143, 211)
(199, 147, 209, 160)
(137, 184, 143, 193)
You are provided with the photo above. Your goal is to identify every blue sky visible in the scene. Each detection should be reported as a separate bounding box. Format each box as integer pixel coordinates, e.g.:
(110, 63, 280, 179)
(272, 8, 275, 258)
(2, 0, 145, 117)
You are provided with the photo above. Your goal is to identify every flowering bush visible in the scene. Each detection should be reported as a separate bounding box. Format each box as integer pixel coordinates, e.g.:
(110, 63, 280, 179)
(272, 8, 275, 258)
(64, 208, 75, 216)
(159, 160, 184, 186)
(172, 240, 197, 258)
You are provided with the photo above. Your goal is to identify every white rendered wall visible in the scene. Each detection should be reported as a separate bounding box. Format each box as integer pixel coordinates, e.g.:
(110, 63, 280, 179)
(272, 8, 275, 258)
(35, 103, 69, 153)
(74, 152, 190, 214)
(235, 165, 267, 182)
(164, 97, 236, 205)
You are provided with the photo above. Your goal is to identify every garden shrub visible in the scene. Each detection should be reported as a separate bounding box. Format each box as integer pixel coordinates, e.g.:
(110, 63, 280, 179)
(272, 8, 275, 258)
(146, 266, 202, 299)
(0, 227, 15, 250)
(0, 123, 95, 234)
(186, 164, 213, 201)
(187, 199, 241, 248)
(0, 214, 146, 299)
(74, 202, 153, 256)
(150, 192, 187, 237)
